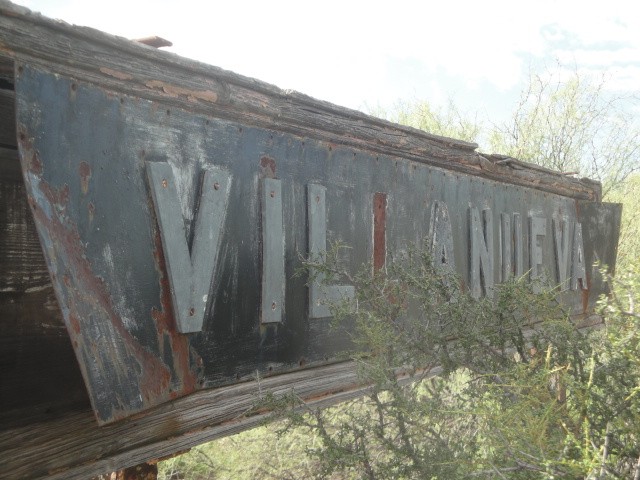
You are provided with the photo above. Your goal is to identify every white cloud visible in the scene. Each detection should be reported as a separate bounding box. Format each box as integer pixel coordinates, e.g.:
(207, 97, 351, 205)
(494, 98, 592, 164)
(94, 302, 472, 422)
(17, 0, 640, 117)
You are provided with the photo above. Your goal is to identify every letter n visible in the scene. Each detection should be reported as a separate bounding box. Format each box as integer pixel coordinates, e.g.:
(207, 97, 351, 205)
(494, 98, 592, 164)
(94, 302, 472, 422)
(469, 207, 494, 298)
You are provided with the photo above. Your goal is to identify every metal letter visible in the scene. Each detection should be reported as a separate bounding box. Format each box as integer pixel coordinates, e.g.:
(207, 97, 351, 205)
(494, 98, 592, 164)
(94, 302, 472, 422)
(514, 213, 523, 278)
(147, 162, 231, 333)
(469, 207, 494, 298)
(571, 222, 587, 291)
(261, 178, 285, 324)
(500, 213, 523, 281)
(429, 200, 455, 271)
(553, 217, 570, 290)
(529, 216, 547, 291)
(373, 192, 387, 272)
(499, 213, 512, 282)
(307, 184, 355, 319)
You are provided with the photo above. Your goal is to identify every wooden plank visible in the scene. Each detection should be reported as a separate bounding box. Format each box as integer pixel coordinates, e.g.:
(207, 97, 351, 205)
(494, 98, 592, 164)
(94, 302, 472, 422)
(0, 54, 13, 86)
(0, 146, 89, 415)
(0, 1, 600, 200)
(0, 361, 370, 479)
(0, 88, 16, 148)
(0, 147, 49, 305)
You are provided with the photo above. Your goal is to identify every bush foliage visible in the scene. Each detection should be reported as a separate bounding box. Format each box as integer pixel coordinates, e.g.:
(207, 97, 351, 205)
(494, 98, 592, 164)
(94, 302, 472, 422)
(160, 247, 640, 479)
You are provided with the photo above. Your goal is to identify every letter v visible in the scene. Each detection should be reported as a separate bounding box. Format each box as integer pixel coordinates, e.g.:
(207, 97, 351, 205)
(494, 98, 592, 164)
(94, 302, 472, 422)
(147, 162, 231, 333)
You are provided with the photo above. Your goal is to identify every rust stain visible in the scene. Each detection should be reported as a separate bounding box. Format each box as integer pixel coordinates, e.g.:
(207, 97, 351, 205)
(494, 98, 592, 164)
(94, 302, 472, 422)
(28, 150, 42, 174)
(33, 181, 172, 415)
(145, 80, 218, 103)
(68, 313, 81, 335)
(151, 224, 200, 394)
(42, 183, 70, 208)
(260, 155, 276, 178)
(18, 135, 186, 422)
(99, 67, 133, 81)
(79, 161, 91, 195)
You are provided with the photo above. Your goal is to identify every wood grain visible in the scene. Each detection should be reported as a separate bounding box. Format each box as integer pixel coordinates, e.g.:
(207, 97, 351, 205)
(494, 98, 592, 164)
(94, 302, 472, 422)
(0, 147, 89, 415)
(0, 89, 15, 147)
(0, 360, 374, 479)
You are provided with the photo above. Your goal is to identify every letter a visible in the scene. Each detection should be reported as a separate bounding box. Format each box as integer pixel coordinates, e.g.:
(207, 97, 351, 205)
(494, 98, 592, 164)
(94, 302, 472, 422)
(469, 207, 494, 298)
(429, 201, 455, 271)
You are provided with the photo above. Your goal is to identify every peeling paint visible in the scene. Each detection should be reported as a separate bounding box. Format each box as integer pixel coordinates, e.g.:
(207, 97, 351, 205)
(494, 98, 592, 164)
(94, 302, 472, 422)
(145, 80, 219, 103)
(99, 67, 134, 81)
(18, 134, 189, 423)
(79, 161, 91, 195)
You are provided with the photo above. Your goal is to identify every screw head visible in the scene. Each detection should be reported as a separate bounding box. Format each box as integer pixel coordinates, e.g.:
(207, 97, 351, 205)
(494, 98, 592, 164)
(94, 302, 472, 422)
(213, 182, 220, 190)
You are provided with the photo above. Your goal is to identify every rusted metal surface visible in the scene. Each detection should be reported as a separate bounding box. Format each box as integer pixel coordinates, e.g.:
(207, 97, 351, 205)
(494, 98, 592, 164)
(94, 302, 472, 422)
(12, 62, 621, 424)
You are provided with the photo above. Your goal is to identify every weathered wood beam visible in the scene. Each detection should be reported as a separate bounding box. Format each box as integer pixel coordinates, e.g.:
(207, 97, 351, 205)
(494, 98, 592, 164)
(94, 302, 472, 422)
(0, 1, 600, 200)
(0, 88, 16, 148)
(0, 147, 88, 415)
(0, 361, 370, 479)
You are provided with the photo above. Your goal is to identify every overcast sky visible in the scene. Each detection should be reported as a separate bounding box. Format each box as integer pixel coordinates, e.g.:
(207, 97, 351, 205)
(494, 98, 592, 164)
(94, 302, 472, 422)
(19, 1, 640, 124)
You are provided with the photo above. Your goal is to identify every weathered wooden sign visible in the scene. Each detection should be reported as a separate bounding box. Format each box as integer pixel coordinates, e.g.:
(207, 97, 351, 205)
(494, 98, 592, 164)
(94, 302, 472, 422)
(0, 3, 620, 431)
(13, 62, 619, 425)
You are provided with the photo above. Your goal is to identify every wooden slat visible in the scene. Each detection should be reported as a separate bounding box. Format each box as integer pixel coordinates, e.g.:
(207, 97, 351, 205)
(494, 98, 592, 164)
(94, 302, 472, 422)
(0, 146, 88, 415)
(0, 88, 16, 148)
(0, 147, 49, 304)
(0, 54, 13, 85)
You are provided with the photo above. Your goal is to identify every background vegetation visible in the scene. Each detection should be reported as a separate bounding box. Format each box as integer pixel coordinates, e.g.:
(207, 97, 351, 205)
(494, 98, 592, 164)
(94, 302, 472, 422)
(159, 66, 640, 479)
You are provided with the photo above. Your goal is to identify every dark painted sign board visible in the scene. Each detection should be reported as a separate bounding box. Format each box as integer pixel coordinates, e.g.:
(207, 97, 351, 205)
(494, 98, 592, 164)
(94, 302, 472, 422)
(13, 61, 620, 424)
